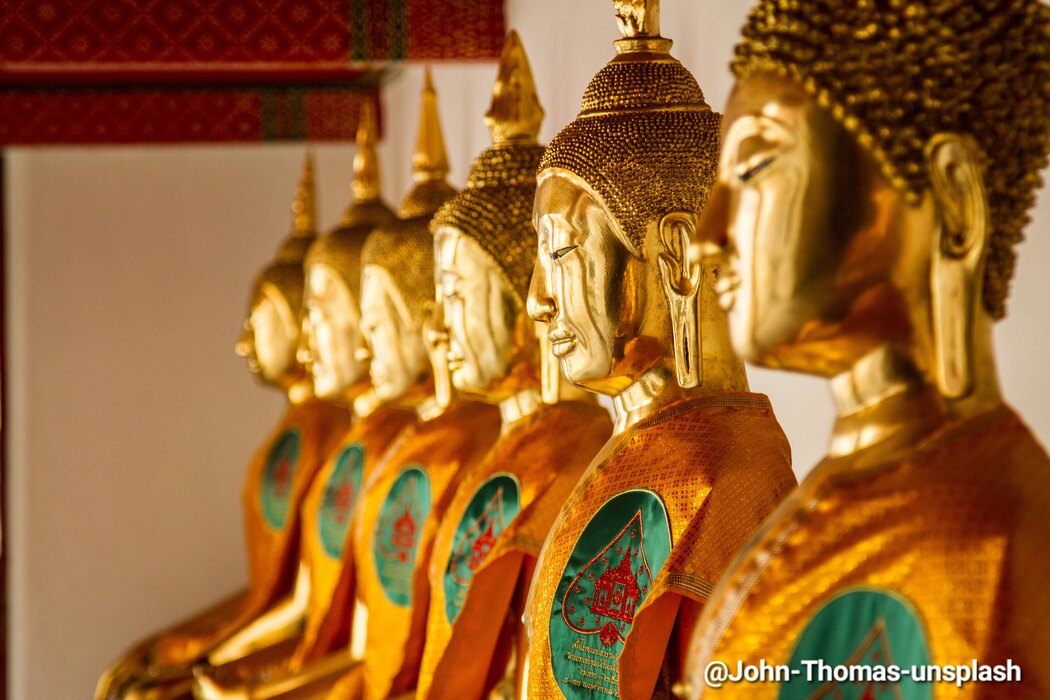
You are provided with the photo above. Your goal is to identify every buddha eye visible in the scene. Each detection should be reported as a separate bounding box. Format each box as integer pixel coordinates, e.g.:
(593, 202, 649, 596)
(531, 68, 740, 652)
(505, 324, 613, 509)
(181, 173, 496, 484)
(738, 155, 775, 183)
(550, 244, 578, 261)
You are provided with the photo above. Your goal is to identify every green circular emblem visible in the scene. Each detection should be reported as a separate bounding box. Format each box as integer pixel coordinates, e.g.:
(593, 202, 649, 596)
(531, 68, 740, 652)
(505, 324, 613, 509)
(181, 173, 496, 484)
(373, 465, 431, 607)
(443, 473, 522, 624)
(779, 588, 932, 700)
(260, 429, 301, 529)
(550, 490, 672, 698)
(317, 443, 365, 559)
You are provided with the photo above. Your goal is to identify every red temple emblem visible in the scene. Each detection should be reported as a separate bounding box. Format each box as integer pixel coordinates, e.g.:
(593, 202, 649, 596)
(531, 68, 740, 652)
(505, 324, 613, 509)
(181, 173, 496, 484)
(392, 506, 417, 559)
(561, 509, 658, 648)
(272, 457, 291, 497)
(589, 547, 641, 624)
(468, 522, 498, 571)
(332, 482, 351, 525)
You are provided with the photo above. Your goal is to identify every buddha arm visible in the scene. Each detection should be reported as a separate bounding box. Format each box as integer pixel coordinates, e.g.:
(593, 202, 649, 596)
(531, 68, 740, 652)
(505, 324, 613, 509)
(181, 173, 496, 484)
(207, 563, 311, 666)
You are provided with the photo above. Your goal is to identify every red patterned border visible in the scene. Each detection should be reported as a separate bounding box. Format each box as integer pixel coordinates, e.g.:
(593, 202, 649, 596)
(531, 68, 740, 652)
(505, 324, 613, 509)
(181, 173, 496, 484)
(1, 0, 504, 71)
(0, 1, 503, 144)
(0, 86, 381, 144)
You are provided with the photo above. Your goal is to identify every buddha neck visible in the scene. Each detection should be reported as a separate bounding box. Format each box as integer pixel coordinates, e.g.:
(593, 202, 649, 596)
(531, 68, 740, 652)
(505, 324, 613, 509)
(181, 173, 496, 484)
(415, 396, 445, 422)
(384, 377, 440, 421)
(498, 387, 543, 434)
(610, 365, 676, 435)
(285, 378, 314, 406)
(332, 377, 372, 414)
(828, 344, 945, 461)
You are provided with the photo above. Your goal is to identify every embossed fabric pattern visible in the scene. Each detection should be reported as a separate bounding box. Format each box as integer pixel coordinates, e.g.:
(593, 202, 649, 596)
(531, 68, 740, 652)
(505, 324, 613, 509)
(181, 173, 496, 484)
(693, 405, 1050, 698)
(525, 394, 794, 699)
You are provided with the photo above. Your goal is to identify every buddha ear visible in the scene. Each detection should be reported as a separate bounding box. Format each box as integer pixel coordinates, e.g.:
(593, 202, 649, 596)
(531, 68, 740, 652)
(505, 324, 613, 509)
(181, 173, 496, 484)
(926, 133, 989, 399)
(657, 212, 702, 388)
(422, 299, 454, 409)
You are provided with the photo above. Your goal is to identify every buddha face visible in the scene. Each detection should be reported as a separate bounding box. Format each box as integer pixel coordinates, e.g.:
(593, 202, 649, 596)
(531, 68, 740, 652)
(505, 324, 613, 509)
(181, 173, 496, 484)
(236, 286, 299, 385)
(713, 70, 917, 374)
(359, 265, 427, 401)
(529, 172, 632, 390)
(301, 264, 368, 400)
(435, 227, 518, 395)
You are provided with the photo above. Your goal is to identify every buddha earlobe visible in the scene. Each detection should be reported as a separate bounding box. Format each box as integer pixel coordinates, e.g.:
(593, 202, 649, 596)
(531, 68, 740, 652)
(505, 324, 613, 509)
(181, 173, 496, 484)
(422, 299, 454, 410)
(658, 212, 702, 389)
(927, 133, 989, 400)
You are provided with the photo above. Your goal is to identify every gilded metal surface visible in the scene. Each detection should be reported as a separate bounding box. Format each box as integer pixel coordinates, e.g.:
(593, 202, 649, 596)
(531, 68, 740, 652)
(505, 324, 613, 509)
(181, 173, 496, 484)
(732, 0, 1050, 320)
(523, 2, 795, 697)
(416, 35, 613, 700)
(524, 396, 794, 699)
(358, 69, 457, 405)
(688, 407, 1050, 698)
(235, 154, 318, 401)
(686, 2, 1050, 697)
(346, 400, 501, 700)
(419, 401, 612, 699)
(192, 405, 415, 699)
(300, 102, 396, 402)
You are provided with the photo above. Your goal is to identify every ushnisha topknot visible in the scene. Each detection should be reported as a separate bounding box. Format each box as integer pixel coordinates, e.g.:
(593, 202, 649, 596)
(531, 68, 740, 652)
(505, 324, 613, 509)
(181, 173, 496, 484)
(255, 152, 318, 317)
(538, 0, 721, 256)
(305, 101, 396, 300)
(362, 68, 456, 325)
(733, 0, 1050, 319)
(431, 30, 546, 304)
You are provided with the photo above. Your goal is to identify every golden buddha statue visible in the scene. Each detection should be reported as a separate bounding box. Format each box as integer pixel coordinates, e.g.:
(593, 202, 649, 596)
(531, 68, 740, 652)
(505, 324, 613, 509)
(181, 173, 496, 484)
(190, 102, 421, 699)
(685, 2, 1050, 698)
(96, 156, 352, 700)
(321, 69, 503, 700)
(522, 2, 797, 698)
(414, 31, 613, 700)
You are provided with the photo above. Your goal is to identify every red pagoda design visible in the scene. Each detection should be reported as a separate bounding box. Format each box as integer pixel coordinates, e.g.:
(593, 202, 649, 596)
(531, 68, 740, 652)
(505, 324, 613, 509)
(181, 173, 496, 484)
(392, 507, 417, 560)
(468, 522, 498, 571)
(273, 458, 292, 497)
(332, 482, 351, 524)
(813, 621, 900, 700)
(589, 548, 641, 624)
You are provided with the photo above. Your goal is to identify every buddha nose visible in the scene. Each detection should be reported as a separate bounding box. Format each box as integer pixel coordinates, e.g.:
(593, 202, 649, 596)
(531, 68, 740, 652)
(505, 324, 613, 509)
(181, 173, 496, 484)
(423, 300, 450, 349)
(234, 321, 253, 358)
(354, 344, 372, 364)
(527, 267, 556, 324)
(695, 183, 729, 249)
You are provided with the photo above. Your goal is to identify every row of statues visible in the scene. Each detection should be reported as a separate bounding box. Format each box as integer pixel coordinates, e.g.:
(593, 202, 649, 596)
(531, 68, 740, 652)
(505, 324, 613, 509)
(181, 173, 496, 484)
(97, 0, 1050, 698)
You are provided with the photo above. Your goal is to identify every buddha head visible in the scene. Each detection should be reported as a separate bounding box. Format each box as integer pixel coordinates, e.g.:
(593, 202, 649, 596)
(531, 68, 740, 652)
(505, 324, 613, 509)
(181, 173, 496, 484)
(360, 69, 457, 403)
(299, 102, 396, 401)
(527, 0, 728, 397)
(431, 31, 546, 402)
(236, 154, 317, 392)
(709, 0, 1050, 400)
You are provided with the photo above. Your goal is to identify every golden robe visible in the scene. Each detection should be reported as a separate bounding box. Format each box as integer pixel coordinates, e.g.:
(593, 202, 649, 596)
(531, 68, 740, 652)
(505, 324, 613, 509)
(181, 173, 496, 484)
(329, 400, 502, 700)
(690, 404, 1050, 699)
(416, 401, 613, 699)
(525, 393, 795, 700)
(102, 398, 349, 699)
(205, 404, 416, 686)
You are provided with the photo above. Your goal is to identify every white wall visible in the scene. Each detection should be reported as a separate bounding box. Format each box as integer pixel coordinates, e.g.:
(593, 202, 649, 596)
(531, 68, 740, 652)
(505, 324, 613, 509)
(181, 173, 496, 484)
(6, 2, 1050, 698)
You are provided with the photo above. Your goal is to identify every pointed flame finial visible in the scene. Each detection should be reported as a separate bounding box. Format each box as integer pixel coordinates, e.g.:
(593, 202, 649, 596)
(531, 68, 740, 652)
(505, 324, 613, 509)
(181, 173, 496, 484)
(484, 30, 544, 145)
(411, 67, 450, 183)
(351, 100, 382, 202)
(613, 0, 660, 38)
(291, 151, 317, 236)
